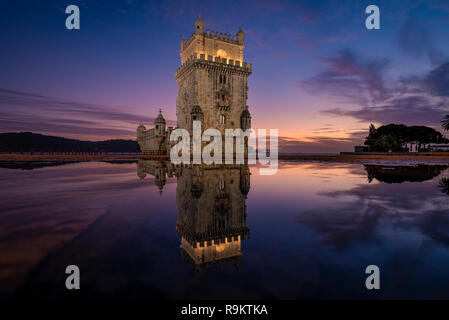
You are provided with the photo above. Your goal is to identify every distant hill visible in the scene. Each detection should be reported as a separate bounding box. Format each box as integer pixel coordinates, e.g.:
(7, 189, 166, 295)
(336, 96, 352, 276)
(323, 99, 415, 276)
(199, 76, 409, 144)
(0, 132, 140, 153)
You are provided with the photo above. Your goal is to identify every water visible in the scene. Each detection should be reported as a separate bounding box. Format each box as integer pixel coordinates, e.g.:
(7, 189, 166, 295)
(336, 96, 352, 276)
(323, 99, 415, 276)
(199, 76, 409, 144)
(1, 160, 449, 299)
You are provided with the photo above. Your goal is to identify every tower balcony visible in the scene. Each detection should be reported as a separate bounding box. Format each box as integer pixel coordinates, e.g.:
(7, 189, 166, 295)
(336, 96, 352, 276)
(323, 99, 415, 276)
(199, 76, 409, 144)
(175, 52, 252, 79)
(216, 104, 230, 112)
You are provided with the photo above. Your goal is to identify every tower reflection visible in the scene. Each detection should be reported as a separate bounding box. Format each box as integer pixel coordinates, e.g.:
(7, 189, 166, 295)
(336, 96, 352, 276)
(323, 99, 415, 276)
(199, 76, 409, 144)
(137, 160, 251, 274)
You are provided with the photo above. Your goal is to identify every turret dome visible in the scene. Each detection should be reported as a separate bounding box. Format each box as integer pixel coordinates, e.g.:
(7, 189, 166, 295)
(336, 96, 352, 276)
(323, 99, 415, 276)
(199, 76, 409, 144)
(138, 122, 146, 129)
(155, 108, 166, 124)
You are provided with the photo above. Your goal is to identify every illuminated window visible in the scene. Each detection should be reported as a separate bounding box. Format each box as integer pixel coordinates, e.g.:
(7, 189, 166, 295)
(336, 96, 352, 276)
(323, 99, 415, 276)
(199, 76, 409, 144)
(217, 49, 227, 58)
(220, 114, 226, 124)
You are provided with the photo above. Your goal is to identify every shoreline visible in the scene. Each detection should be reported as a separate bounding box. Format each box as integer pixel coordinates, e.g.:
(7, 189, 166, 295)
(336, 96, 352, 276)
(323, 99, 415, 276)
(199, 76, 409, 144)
(1, 153, 449, 163)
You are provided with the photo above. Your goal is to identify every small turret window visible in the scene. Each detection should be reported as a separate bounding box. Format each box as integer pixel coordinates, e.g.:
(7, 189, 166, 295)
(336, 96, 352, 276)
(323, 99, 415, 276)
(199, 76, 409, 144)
(219, 74, 226, 84)
(220, 114, 226, 124)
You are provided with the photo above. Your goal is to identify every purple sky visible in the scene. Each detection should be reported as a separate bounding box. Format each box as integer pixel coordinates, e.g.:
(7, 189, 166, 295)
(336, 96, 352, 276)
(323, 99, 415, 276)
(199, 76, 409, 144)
(1, 0, 449, 152)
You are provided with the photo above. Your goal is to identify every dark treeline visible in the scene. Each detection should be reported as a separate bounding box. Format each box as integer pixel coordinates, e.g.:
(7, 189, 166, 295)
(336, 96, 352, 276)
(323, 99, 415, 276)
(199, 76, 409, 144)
(0, 132, 140, 153)
(365, 124, 448, 152)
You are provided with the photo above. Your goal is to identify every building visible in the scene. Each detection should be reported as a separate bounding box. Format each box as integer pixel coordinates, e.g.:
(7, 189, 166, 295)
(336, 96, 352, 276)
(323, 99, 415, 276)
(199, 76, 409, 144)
(137, 109, 173, 155)
(137, 159, 176, 193)
(175, 164, 250, 274)
(402, 142, 449, 152)
(137, 160, 251, 274)
(354, 145, 370, 153)
(137, 17, 252, 154)
(428, 144, 449, 151)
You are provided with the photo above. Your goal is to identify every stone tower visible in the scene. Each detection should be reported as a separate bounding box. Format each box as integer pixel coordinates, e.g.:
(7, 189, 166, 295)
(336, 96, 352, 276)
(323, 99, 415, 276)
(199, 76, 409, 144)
(175, 17, 252, 135)
(175, 164, 250, 273)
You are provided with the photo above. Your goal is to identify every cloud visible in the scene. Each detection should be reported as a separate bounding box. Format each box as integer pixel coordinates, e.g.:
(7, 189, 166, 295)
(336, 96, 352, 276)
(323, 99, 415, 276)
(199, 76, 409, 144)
(297, 167, 449, 250)
(299, 50, 390, 106)
(302, 49, 449, 128)
(426, 62, 449, 96)
(397, 17, 447, 66)
(323, 95, 448, 126)
(0, 88, 176, 140)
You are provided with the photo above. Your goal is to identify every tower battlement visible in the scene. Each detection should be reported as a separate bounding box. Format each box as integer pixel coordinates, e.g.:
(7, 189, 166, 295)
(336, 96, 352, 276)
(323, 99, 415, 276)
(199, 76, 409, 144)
(180, 17, 246, 65)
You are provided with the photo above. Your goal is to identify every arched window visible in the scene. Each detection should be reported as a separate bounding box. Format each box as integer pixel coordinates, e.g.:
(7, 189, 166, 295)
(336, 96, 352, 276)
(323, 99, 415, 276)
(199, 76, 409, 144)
(220, 114, 226, 125)
(219, 74, 226, 84)
(191, 181, 203, 198)
(240, 109, 251, 130)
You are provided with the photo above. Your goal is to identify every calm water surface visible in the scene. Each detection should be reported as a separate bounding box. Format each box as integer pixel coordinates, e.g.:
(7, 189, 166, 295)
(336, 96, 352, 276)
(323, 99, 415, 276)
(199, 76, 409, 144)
(1, 160, 449, 299)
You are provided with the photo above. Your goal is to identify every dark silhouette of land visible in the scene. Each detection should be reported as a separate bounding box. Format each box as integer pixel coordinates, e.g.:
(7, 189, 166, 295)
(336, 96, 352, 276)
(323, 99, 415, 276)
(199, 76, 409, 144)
(1, 131, 449, 162)
(0, 132, 139, 154)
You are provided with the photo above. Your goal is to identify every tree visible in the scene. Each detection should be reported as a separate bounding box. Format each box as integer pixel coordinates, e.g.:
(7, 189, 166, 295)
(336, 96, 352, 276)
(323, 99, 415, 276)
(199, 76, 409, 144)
(439, 178, 449, 196)
(369, 124, 377, 136)
(364, 123, 446, 152)
(441, 115, 449, 131)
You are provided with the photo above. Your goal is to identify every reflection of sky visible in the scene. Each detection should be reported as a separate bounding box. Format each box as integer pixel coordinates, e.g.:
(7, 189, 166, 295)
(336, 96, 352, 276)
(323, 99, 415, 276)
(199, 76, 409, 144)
(1, 1, 449, 152)
(1, 161, 449, 299)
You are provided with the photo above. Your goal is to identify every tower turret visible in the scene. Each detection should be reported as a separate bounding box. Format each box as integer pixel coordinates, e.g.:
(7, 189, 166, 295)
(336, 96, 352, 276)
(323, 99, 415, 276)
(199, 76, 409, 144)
(195, 16, 204, 34)
(137, 122, 146, 141)
(155, 108, 166, 137)
(237, 26, 244, 44)
(180, 36, 186, 51)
